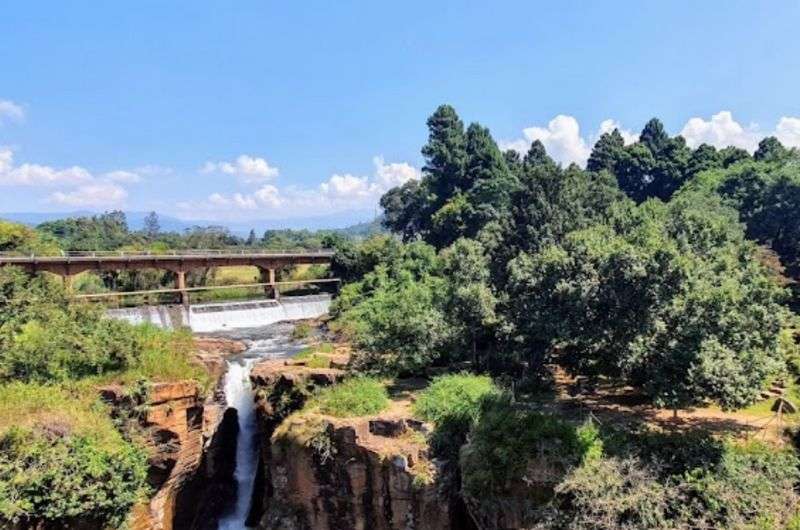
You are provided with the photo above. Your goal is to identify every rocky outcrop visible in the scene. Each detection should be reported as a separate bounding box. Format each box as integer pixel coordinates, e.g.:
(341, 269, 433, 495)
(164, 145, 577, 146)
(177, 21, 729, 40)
(99, 341, 240, 530)
(98, 379, 233, 530)
(248, 357, 455, 530)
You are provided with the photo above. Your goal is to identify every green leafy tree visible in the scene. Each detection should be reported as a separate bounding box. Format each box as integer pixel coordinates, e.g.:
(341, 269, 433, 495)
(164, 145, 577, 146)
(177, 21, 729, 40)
(754, 136, 789, 162)
(587, 129, 625, 173)
(506, 195, 785, 411)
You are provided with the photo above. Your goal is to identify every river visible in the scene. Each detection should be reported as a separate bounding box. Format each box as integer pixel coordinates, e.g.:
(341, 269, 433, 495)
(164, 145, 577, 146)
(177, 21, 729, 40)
(215, 323, 309, 529)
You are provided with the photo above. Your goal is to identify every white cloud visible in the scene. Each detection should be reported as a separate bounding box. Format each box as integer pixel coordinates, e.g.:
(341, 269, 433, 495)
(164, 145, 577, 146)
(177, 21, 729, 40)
(0, 148, 93, 186)
(776, 117, 800, 148)
(372, 156, 420, 189)
(181, 155, 420, 220)
(501, 115, 593, 166)
(104, 170, 142, 183)
(679, 111, 761, 151)
(320, 173, 373, 199)
(598, 119, 638, 145)
(201, 155, 279, 183)
(48, 183, 127, 208)
(0, 100, 24, 125)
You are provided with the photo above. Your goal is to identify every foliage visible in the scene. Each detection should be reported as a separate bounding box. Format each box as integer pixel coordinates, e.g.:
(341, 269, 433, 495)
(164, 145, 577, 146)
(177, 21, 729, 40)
(307, 377, 389, 418)
(332, 240, 449, 374)
(413, 373, 499, 458)
(381, 104, 519, 248)
(506, 195, 786, 410)
(412, 373, 498, 425)
(547, 441, 800, 530)
(0, 428, 148, 527)
(0, 220, 59, 254)
(685, 159, 800, 275)
(460, 394, 603, 501)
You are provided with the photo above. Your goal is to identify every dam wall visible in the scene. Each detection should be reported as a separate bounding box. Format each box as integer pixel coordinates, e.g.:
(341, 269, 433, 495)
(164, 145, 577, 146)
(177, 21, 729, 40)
(106, 294, 331, 333)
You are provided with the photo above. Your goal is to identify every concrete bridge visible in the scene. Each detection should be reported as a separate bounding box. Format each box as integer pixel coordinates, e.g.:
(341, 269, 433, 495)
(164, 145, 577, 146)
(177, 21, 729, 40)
(0, 249, 335, 303)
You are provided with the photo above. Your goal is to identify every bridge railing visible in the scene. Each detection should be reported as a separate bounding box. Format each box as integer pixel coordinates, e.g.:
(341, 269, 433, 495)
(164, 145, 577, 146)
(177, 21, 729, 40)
(0, 248, 335, 259)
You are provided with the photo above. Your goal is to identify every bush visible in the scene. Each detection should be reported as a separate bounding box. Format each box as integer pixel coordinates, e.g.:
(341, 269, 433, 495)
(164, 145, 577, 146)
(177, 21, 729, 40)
(308, 377, 389, 418)
(461, 395, 602, 501)
(0, 427, 148, 527)
(550, 440, 800, 530)
(413, 373, 498, 423)
(413, 373, 499, 458)
(0, 383, 149, 527)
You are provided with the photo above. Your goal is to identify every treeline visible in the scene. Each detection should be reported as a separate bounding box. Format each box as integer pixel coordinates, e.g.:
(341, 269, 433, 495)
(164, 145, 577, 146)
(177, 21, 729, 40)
(332, 104, 800, 414)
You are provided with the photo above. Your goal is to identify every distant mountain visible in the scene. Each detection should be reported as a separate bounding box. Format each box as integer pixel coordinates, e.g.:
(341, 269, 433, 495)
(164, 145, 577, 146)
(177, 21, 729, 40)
(0, 209, 380, 236)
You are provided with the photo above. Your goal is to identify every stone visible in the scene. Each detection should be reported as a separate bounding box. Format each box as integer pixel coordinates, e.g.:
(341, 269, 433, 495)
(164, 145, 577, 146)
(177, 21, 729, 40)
(369, 419, 407, 437)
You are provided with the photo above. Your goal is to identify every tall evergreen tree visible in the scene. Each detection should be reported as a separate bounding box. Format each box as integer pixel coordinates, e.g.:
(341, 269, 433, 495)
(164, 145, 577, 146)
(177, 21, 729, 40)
(421, 104, 468, 204)
(143, 211, 160, 240)
(640, 118, 670, 155)
(587, 129, 625, 173)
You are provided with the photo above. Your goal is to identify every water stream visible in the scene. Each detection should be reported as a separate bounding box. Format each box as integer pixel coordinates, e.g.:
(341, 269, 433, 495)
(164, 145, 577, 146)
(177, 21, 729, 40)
(214, 327, 302, 528)
(107, 296, 330, 529)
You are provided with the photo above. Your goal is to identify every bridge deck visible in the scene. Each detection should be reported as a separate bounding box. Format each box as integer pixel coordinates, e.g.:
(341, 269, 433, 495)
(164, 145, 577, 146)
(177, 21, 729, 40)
(0, 249, 335, 293)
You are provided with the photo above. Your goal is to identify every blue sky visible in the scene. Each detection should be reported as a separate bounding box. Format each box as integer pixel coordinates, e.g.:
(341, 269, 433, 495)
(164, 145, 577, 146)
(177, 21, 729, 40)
(1, 1, 799, 224)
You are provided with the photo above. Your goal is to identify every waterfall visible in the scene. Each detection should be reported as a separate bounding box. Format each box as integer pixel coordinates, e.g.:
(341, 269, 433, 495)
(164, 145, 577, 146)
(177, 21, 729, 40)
(106, 294, 331, 332)
(218, 357, 259, 530)
(217, 326, 308, 529)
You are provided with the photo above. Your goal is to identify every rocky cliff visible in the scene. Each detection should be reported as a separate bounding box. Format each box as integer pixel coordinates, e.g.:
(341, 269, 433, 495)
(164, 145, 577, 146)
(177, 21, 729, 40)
(248, 358, 457, 530)
(103, 337, 246, 530)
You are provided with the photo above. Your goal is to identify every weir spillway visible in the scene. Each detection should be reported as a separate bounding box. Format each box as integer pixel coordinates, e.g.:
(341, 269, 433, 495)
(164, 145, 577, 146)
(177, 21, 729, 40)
(106, 294, 331, 333)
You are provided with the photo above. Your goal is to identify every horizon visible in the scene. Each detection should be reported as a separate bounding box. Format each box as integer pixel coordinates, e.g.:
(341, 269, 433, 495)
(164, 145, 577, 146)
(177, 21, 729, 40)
(2, 1, 800, 225)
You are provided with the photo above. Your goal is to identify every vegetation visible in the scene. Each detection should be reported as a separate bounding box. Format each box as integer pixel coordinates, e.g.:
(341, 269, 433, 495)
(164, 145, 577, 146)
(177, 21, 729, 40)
(307, 377, 389, 418)
(0, 254, 208, 526)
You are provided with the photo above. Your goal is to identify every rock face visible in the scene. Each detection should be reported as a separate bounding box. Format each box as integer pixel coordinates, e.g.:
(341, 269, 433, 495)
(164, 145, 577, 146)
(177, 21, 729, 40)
(248, 358, 455, 530)
(102, 376, 236, 530)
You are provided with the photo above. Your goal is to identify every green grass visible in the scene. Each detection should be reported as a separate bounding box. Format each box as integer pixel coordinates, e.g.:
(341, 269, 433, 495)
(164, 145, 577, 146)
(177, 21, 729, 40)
(308, 377, 389, 417)
(306, 354, 332, 369)
(412, 373, 498, 424)
(292, 322, 313, 340)
(295, 342, 335, 359)
(0, 382, 128, 453)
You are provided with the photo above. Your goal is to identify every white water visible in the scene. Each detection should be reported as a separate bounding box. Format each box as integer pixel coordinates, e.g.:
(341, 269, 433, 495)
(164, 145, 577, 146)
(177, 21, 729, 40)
(217, 329, 309, 529)
(106, 294, 331, 333)
(218, 357, 259, 529)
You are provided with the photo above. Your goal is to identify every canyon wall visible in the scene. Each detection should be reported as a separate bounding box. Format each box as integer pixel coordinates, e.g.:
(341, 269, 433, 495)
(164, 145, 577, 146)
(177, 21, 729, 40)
(248, 359, 457, 530)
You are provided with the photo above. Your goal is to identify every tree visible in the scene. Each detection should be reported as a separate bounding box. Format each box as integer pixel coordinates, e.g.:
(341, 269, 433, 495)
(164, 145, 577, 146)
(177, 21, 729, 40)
(246, 229, 257, 246)
(754, 136, 789, 162)
(639, 118, 670, 155)
(685, 143, 721, 178)
(143, 211, 160, 240)
(523, 140, 556, 168)
(421, 104, 468, 211)
(506, 195, 785, 411)
(441, 239, 497, 367)
(587, 129, 625, 173)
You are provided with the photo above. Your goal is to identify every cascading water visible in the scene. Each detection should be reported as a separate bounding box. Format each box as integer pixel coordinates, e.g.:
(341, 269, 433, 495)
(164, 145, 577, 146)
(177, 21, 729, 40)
(218, 357, 259, 529)
(216, 328, 308, 529)
(106, 294, 331, 528)
(106, 294, 331, 333)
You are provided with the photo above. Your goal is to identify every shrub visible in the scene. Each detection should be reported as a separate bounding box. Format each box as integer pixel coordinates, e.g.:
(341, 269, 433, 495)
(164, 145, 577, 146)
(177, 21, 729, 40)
(413, 373, 498, 424)
(291, 322, 313, 340)
(308, 377, 389, 417)
(460, 395, 602, 500)
(0, 427, 148, 527)
(413, 373, 499, 458)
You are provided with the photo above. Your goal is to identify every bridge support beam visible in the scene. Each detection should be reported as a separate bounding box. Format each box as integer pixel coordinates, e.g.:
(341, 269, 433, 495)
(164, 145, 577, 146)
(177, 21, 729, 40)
(176, 270, 188, 305)
(258, 267, 279, 300)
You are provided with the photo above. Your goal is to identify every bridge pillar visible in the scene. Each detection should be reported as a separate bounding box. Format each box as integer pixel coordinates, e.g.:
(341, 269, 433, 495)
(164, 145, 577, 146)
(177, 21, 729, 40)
(176, 270, 189, 305)
(258, 267, 279, 300)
